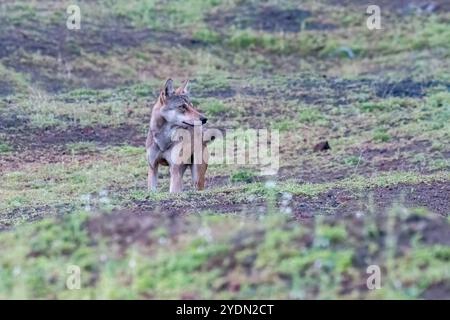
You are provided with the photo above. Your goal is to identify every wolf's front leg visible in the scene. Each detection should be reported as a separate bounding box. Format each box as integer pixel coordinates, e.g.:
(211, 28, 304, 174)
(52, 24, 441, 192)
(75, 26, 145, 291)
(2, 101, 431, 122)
(148, 165, 158, 192)
(169, 165, 183, 193)
(191, 163, 208, 190)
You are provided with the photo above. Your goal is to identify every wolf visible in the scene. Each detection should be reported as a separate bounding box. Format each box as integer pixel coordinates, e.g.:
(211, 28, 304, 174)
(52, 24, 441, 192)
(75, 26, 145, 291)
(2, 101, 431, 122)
(146, 79, 209, 193)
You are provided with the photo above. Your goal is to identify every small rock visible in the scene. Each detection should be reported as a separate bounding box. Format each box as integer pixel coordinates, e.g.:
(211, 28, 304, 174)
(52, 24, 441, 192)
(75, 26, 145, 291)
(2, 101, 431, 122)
(313, 141, 331, 152)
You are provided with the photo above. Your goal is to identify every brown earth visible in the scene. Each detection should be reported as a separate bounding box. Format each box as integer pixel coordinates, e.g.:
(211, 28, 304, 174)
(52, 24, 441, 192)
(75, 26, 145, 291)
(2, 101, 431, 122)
(0, 124, 145, 170)
(206, 6, 336, 33)
(327, 0, 450, 14)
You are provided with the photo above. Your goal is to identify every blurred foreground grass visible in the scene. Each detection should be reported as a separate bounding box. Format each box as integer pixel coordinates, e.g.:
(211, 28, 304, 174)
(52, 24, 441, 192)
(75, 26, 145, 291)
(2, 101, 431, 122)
(1, 204, 449, 299)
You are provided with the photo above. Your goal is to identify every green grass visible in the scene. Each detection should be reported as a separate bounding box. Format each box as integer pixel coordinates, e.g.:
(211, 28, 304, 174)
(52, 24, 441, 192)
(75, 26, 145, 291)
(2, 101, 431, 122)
(66, 142, 98, 154)
(373, 129, 391, 143)
(298, 108, 324, 123)
(0, 142, 13, 153)
(272, 119, 297, 132)
(1, 0, 450, 300)
(193, 27, 221, 44)
(343, 155, 361, 167)
(201, 99, 227, 116)
(226, 29, 329, 56)
(0, 205, 448, 299)
(230, 169, 255, 183)
(110, 0, 222, 30)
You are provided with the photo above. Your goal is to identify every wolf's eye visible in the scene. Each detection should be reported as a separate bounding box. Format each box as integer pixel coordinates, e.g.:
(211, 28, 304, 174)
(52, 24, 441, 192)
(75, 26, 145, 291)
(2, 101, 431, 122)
(178, 105, 187, 113)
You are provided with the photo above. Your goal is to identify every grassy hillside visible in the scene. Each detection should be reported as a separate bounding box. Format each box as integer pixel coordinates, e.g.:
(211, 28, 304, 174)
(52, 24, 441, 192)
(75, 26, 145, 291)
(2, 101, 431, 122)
(0, 0, 449, 299)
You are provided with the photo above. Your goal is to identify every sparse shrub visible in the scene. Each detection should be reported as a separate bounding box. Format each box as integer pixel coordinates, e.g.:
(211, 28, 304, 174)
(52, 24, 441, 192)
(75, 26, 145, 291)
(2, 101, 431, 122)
(316, 224, 348, 243)
(227, 30, 299, 54)
(427, 91, 450, 108)
(272, 119, 296, 132)
(0, 142, 12, 153)
(373, 129, 391, 142)
(193, 28, 220, 44)
(298, 108, 323, 123)
(231, 169, 255, 183)
(133, 84, 153, 97)
(67, 142, 97, 154)
(203, 99, 226, 116)
(343, 155, 361, 166)
(360, 98, 416, 113)
(412, 153, 426, 164)
(431, 159, 449, 171)
(360, 101, 387, 112)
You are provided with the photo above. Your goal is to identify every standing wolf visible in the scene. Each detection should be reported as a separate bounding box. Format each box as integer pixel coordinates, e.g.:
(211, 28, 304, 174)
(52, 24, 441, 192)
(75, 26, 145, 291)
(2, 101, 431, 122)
(146, 79, 209, 193)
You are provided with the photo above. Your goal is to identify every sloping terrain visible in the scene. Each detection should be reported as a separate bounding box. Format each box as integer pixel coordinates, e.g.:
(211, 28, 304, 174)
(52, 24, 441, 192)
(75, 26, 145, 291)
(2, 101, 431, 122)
(0, 0, 449, 299)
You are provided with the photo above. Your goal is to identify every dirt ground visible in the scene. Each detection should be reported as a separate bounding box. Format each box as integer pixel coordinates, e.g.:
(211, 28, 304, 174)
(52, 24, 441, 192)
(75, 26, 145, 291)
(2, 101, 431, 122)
(0, 0, 449, 299)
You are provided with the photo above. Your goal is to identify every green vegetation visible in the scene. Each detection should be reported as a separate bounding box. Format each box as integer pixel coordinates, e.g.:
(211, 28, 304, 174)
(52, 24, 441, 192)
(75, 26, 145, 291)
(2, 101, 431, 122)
(298, 108, 324, 123)
(0, 206, 448, 299)
(272, 119, 297, 132)
(373, 129, 391, 143)
(0, 142, 12, 153)
(0, 0, 449, 299)
(230, 169, 255, 183)
(67, 142, 98, 154)
(201, 99, 227, 116)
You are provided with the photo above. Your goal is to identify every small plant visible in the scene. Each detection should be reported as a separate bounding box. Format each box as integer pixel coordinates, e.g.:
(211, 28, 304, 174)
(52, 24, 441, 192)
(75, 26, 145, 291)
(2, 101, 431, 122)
(272, 119, 296, 132)
(231, 169, 255, 183)
(227, 29, 296, 54)
(0, 142, 13, 153)
(30, 113, 63, 129)
(67, 142, 97, 154)
(343, 155, 361, 166)
(427, 91, 450, 108)
(373, 129, 390, 142)
(193, 28, 220, 44)
(316, 224, 348, 243)
(203, 99, 226, 116)
(360, 101, 387, 112)
(298, 108, 323, 123)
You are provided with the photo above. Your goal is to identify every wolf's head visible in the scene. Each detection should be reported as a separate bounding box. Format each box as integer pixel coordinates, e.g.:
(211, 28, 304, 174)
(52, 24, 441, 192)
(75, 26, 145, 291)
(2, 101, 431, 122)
(158, 79, 207, 128)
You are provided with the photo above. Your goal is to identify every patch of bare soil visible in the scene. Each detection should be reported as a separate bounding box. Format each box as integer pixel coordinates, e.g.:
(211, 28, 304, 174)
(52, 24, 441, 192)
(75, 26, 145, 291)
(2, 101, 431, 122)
(0, 111, 27, 131)
(129, 192, 255, 217)
(399, 214, 450, 247)
(0, 124, 145, 171)
(86, 210, 186, 252)
(0, 203, 75, 231)
(195, 87, 236, 99)
(421, 282, 450, 299)
(374, 79, 436, 98)
(0, 20, 146, 91)
(258, 77, 367, 106)
(2, 123, 144, 150)
(292, 181, 449, 217)
(119, 180, 449, 219)
(278, 77, 444, 106)
(343, 139, 449, 174)
(277, 139, 447, 184)
(0, 18, 199, 93)
(0, 80, 15, 96)
(0, 18, 190, 60)
(207, 6, 335, 33)
(327, 0, 450, 14)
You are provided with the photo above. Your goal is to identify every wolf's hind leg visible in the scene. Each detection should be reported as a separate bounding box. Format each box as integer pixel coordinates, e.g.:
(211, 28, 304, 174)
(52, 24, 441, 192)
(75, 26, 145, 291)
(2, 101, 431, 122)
(148, 164, 158, 192)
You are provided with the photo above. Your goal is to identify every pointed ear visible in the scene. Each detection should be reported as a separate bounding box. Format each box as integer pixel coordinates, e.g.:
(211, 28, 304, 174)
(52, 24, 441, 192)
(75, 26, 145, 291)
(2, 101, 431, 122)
(160, 78, 174, 104)
(175, 79, 190, 95)
(164, 78, 174, 97)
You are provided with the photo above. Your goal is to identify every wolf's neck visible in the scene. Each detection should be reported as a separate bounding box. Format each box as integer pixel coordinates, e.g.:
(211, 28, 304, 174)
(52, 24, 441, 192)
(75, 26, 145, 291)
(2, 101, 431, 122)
(152, 122, 174, 151)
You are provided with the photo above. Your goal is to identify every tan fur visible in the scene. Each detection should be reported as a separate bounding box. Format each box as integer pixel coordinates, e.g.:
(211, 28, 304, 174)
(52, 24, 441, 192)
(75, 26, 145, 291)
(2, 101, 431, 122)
(146, 79, 209, 193)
